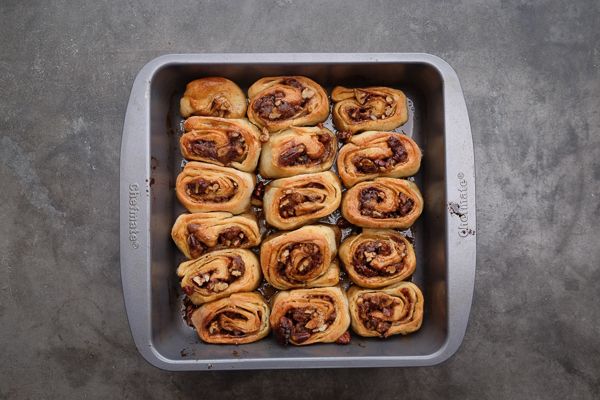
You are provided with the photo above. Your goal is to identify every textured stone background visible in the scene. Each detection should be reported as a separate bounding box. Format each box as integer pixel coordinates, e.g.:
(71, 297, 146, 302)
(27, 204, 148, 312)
(1, 0, 599, 398)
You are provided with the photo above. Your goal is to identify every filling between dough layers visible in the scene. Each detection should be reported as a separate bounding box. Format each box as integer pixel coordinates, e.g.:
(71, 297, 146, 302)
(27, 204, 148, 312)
(182, 255, 246, 296)
(352, 238, 407, 278)
(186, 224, 249, 258)
(356, 291, 415, 335)
(352, 136, 408, 174)
(206, 310, 263, 338)
(278, 183, 327, 218)
(346, 90, 396, 122)
(278, 134, 332, 167)
(276, 243, 323, 284)
(358, 187, 414, 219)
(185, 178, 239, 203)
(185, 130, 248, 164)
(275, 295, 337, 345)
(253, 78, 316, 122)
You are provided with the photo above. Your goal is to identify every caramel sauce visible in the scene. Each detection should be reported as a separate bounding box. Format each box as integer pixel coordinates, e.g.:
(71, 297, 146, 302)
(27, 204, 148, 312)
(256, 281, 278, 301)
(338, 269, 353, 291)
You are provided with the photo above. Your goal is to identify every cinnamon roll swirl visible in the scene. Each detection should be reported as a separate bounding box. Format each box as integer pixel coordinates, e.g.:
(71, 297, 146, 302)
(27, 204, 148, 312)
(247, 76, 329, 132)
(192, 292, 271, 344)
(332, 86, 408, 134)
(259, 126, 337, 179)
(270, 286, 350, 346)
(348, 282, 424, 338)
(176, 161, 255, 215)
(180, 77, 247, 118)
(263, 171, 343, 230)
(260, 225, 341, 290)
(337, 131, 421, 188)
(341, 178, 423, 229)
(178, 249, 262, 305)
(339, 229, 416, 288)
(181, 117, 262, 172)
(171, 212, 261, 259)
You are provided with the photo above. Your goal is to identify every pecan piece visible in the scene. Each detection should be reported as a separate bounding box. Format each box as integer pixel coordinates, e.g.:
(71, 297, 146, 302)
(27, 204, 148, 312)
(388, 136, 408, 163)
(279, 144, 306, 166)
(336, 130, 352, 141)
(276, 316, 294, 346)
(336, 331, 351, 345)
(252, 181, 265, 201)
(260, 128, 270, 142)
(318, 134, 331, 145)
(292, 330, 312, 343)
(336, 218, 352, 229)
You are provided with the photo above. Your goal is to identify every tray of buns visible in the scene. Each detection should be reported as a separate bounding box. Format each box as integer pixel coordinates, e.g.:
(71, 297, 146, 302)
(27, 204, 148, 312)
(120, 53, 476, 370)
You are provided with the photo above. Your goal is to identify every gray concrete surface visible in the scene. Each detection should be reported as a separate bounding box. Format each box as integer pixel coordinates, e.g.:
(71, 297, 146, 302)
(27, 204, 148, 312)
(1, 0, 599, 398)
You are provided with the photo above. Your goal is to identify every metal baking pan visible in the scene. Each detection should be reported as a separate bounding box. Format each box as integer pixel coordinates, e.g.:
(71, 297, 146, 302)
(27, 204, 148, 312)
(120, 53, 476, 371)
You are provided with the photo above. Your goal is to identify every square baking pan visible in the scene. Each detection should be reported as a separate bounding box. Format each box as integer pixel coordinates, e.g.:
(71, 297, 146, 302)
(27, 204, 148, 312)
(120, 53, 476, 371)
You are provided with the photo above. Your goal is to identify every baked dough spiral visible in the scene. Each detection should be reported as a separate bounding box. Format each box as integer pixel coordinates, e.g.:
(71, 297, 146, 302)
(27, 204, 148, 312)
(177, 249, 262, 305)
(176, 161, 255, 215)
(260, 225, 341, 290)
(180, 77, 247, 118)
(192, 292, 271, 344)
(270, 286, 350, 345)
(181, 117, 262, 172)
(171, 212, 261, 259)
(337, 131, 421, 188)
(259, 126, 337, 179)
(263, 171, 343, 230)
(332, 86, 408, 134)
(347, 282, 424, 338)
(339, 229, 416, 288)
(247, 76, 329, 132)
(341, 178, 423, 229)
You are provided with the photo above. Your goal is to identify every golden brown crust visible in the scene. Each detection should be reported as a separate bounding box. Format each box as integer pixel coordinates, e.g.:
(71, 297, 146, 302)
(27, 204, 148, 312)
(331, 86, 408, 134)
(177, 249, 262, 305)
(180, 78, 247, 118)
(347, 282, 424, 338)
(192, 292, 271, 344)
(259, 126, 338, 179)
(260, 225, 341, 290)
(247, 76, 329, 132)
(337, 131, 421, 188)
(341, 178, 423, 229)
(263, 171, 343, 230)
(339, 229, 416, 288)
(180, 117, 262, 172)
(270, 286, 350, 345)
(176, 161, 256, 215)
(171, 212, 261, 259)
